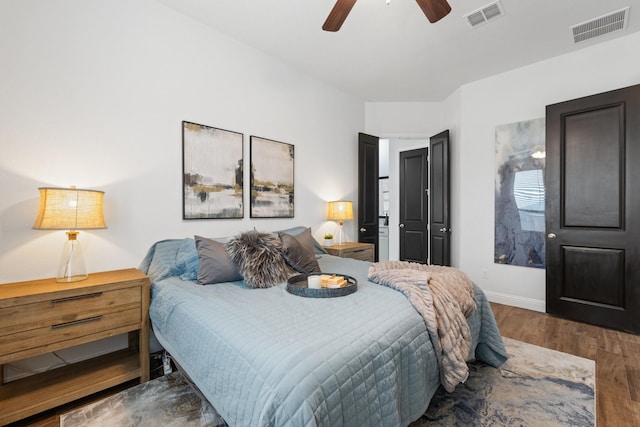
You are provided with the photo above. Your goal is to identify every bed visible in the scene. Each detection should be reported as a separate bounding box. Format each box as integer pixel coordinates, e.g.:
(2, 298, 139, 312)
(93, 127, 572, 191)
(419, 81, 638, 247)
(140, 228, 507, 427)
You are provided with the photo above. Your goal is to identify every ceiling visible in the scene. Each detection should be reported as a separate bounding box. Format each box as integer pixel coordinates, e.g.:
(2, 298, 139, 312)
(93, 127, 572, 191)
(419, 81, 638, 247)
(156, 0, 640, 102)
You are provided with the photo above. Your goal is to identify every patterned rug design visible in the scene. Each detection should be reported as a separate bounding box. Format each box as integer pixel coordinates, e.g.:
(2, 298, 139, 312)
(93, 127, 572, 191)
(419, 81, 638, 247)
(60, 372, 223, 427)
(61, 337, 595, 427)
(414, 337, 595, 426)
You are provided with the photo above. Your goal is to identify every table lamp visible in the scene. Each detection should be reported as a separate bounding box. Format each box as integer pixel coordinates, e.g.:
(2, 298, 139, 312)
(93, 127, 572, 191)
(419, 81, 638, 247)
(327, 200, 353, 245)
(33, 186, 107, 283)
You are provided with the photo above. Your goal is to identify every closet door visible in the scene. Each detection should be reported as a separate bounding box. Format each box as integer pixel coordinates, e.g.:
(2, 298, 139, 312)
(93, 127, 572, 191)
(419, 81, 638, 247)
(399, 148, 429, 264)
(545, 84, 640, 334)
(358, 133, 379, 260)
(430, 130, 450, 266)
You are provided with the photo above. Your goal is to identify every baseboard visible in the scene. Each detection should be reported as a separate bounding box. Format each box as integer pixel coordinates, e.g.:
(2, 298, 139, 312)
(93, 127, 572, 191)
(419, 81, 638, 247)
(484, 290, 546, 313)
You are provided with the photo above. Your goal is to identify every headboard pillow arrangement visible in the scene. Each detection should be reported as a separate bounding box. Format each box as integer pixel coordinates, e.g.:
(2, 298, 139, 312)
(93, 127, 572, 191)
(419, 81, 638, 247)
(186, 227, 324, 288)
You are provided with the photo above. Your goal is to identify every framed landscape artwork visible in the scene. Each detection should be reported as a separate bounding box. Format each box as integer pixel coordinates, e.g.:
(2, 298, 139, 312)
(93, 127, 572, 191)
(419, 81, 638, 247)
(182, 121, 243, 219)
(250, 136, 294, 218)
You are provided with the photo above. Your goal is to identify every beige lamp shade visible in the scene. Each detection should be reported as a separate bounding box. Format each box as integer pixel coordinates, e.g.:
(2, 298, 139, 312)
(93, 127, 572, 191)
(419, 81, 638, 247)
(327, 201, 353, 245)
(33, 187, 107, 230)
(33, 187, 106, 283)
(327, 200, 354, 224)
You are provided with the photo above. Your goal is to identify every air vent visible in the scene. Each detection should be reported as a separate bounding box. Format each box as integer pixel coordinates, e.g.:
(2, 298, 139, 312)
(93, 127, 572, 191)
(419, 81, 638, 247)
(464, 0, 506, 29)
(571, 7, 630, 43)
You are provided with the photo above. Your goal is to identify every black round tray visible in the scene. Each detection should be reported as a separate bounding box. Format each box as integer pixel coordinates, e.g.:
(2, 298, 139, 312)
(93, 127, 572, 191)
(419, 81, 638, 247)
(286, 273, 357, 298)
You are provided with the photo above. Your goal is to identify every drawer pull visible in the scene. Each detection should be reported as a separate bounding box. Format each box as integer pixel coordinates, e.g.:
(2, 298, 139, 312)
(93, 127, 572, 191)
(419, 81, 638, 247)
(51, 316, 103, 329)
(352, 249, 366, 253)
(51, 292, 103, 304)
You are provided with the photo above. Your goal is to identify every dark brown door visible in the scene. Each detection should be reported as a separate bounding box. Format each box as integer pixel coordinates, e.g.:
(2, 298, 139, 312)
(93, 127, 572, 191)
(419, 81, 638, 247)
(399, 148, 429, 263)
(430, 130, 451, 266)
(358, 133, 379, 260)
(546, 84, 640, 334)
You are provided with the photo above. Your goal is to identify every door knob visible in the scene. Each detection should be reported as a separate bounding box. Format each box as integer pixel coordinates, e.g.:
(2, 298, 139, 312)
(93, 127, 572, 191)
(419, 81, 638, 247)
(440, 227, 447, 233)
(359, 227, 366, 232)
(399, 224, 405, 228)
(547, 233, 557, 240)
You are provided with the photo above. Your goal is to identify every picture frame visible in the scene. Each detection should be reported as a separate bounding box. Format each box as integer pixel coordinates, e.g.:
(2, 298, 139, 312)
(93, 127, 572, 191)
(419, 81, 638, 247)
(250, 136, 294, 218)
(182, 121, 244, 219)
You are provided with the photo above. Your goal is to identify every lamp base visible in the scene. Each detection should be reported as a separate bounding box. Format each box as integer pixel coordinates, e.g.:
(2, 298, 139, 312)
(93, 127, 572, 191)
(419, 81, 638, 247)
(57, 232, 88, 283)
(336, 223, 348, 245)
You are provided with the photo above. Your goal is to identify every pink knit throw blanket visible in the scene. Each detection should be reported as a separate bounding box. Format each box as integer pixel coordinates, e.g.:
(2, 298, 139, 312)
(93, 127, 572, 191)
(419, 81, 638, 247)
(368, 261, 476, 392)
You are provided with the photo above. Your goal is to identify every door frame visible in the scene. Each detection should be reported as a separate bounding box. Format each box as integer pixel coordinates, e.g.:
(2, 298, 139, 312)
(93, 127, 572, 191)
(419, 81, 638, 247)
(388, 138, 430, 261)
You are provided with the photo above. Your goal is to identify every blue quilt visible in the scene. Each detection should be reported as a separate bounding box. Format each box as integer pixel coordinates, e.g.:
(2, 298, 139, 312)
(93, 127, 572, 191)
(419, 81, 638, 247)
(142, 239, 506, 427)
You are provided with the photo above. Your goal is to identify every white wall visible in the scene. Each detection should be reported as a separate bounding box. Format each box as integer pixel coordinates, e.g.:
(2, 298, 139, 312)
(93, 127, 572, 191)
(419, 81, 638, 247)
(0, 0, 364, 283)
(454, 30, 640, 311)
(365, 102, 443, 138)
(367, 31, 640, 312)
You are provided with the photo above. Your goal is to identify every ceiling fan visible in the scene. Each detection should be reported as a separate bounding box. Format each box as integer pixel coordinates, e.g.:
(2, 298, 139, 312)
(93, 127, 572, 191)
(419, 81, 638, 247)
(322, 0, 451, 31)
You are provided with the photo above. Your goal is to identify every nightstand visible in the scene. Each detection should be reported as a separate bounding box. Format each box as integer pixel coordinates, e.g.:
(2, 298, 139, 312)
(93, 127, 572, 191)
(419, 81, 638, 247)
(324, 242, 375, 262)
(0, 268, 150, 425)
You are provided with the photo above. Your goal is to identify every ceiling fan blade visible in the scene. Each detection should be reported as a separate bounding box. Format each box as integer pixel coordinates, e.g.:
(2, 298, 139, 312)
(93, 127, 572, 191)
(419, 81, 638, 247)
(322, 0, 357, 32)
(415, 0, 451, 23)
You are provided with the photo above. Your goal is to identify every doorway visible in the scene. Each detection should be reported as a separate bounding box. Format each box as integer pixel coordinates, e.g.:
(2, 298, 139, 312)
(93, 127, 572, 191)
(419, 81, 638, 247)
(360, 132, 450, 264)
(388, 139, 428, 262)
(379, 139, 390, 261)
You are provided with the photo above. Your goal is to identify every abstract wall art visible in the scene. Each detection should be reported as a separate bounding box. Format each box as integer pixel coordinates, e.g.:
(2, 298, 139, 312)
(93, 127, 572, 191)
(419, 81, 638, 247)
(250, 136, 294, 218)
(182, 121, 243, 219)
(495, 117, 546, 268)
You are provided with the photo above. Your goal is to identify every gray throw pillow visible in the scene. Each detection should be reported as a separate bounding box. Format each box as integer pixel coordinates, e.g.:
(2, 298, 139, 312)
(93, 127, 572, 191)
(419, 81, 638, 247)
(225, 230, 291, 288)
(275, 226, 328, 254)
(195, 235, 242, 285)
(279, 229, 321, 274)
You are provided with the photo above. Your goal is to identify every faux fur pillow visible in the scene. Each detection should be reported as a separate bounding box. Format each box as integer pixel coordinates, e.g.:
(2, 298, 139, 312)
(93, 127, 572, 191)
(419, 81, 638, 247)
(225, 230, 291, 288)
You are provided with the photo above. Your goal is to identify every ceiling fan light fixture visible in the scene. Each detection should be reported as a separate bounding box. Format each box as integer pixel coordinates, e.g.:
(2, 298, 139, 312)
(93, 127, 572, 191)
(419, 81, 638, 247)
(323, 0, 451, 31)
(415, 0, 452, 23)
(322, 0, 357, 32)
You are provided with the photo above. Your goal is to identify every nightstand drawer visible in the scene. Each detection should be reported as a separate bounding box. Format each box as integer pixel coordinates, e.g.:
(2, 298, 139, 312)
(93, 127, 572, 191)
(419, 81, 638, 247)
(0, 286, 142, 364)
(324, 243, 375, 262)
(0, 307, 141, 363)
(347, 247, 374, 261)
(0, 286, 141, 337)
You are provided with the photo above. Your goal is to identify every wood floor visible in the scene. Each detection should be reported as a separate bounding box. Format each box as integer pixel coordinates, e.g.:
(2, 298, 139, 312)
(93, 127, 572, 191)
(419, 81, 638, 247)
(491, 302, 640, 427)
(8, 303, 640, 426)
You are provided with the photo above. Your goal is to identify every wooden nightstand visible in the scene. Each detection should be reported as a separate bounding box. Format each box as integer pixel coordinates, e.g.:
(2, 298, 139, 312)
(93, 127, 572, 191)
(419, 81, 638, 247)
(0, 268, 150, 425)
(324, 242, 375, 262)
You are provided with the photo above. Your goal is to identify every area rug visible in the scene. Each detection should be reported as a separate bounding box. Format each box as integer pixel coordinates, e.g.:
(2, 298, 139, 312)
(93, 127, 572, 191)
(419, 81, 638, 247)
(414, 337, 595, 426)
(60, 372, 223, 427)
(61, 337, 595, 427)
